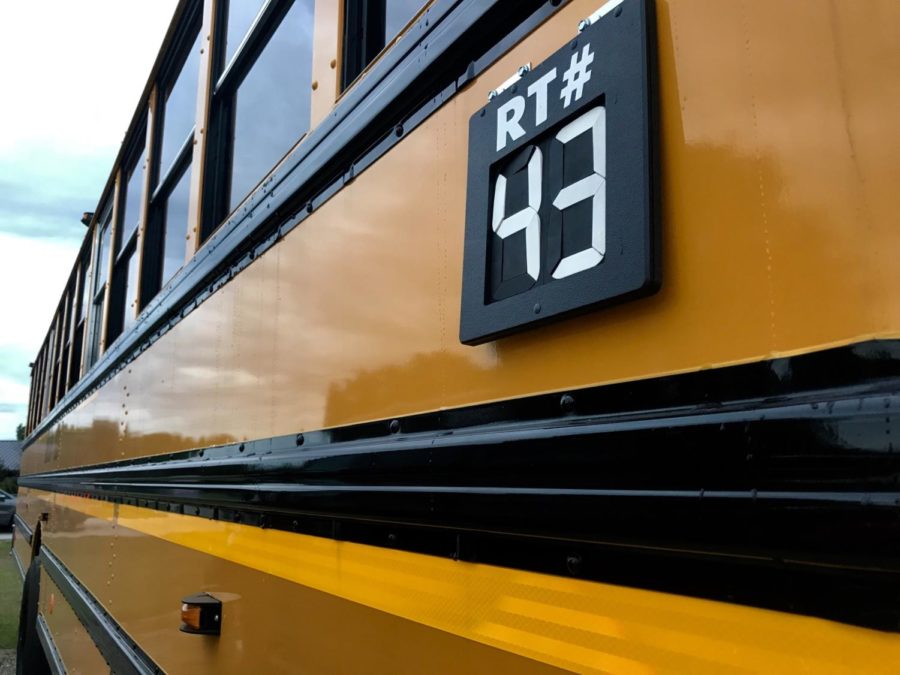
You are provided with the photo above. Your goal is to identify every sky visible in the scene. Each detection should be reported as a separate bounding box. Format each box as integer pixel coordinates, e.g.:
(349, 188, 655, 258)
(0, 1, 179, 439)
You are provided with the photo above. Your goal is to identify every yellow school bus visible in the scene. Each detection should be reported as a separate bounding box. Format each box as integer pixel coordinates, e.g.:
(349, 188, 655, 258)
(14, 0, 900, 672)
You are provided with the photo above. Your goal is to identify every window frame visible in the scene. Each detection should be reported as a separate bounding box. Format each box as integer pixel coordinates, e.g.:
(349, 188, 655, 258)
(143, 5, 203, 308)
(200, 0, 314, 242)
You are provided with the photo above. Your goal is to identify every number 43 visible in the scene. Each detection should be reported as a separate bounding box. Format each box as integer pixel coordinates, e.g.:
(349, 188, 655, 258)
(492, 106, 606, 281)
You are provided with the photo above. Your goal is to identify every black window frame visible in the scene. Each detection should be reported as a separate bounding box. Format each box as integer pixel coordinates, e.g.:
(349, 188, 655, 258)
(341, 0, 426, 90)
(143, 1, 203, 309)
(201, 0, 313, 242)
(87, 202, 114, 367)
(108, 130, 148, 346)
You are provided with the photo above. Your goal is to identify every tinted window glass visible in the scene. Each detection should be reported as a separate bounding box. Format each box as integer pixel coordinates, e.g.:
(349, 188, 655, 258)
(229, 0, 314, 211)
(225, 0, 267, 68)
(160, 31, 202, 178)
(162, 165, 191, 286)
(95, 219, 111, 290)
(385, 0, 424, 42)
(121, 147, 146, 249)
(89, 298, 104, 366)
(123, 251, 140, 332)
(78, 257, 89, 322)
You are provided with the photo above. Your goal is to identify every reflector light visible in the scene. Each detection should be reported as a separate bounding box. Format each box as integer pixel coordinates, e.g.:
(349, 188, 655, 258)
(179, 593, 222, 636)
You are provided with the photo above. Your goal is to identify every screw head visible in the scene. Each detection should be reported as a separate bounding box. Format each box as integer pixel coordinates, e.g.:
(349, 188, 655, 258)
(577, 18, 590, 32)
(517, 64, 531, 77)
(487, 89, 498, 102)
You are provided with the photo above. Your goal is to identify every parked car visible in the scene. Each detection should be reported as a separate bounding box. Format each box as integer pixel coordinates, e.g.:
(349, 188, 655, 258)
(0, 490, 15, 528)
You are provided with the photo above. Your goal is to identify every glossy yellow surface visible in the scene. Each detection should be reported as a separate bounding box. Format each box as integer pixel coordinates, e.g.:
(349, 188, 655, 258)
(26, 490, 900, 674)
(12, 526, 31, 574)
(22, 0, 900, 473)
(40, 570, 111, 675)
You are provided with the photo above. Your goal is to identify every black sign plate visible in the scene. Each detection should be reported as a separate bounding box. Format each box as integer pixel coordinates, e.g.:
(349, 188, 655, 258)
(460, 0, 658, 345)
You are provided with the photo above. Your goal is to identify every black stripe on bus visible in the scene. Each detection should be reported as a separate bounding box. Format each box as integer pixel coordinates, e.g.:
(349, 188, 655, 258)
(26, 0, 572, 446)
(21, 341, 900, 632)
(36, 614, 67, 675)
(40, 547, 161, 675)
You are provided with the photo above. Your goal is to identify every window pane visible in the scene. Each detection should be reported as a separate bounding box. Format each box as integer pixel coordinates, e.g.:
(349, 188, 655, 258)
(224, 0, 267, 68)
(162, 165, 192, 286)
(160, 31, 201, 179)
(229, 0, 314, 212)
(121, 147, 147, 249)
(78, 256, 89, 322)
(385, 0, 424, 43)
(95, 209, 112, 291)
(123, 251, 140, 332)
(89, 299, 104, 366)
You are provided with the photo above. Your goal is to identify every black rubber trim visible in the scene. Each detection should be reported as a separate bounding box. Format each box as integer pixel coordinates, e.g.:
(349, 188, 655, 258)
(36, 615, 67, 675)
(14, 514, 33, 545)
(22, 341, 900, 631)
(40, 547, 161, 675)
(26, 0, 570, 448)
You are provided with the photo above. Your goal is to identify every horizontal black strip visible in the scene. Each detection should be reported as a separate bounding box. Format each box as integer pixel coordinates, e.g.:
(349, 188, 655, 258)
(23, 341, 900, 631)
(41, 546, 160, 675)
(27, 0, 566, 447)
(14, 513, 33, 544)
(36, 614, 67, 675)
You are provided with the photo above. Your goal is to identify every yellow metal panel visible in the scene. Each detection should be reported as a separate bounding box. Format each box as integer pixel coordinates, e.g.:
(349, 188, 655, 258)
(37, 491, 900, 674)
(40, 570, 112, 675)
(310, 0, 341, 127)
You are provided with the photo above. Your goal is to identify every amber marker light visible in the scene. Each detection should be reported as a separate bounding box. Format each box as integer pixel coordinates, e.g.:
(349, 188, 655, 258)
(180, 593, 222, 636)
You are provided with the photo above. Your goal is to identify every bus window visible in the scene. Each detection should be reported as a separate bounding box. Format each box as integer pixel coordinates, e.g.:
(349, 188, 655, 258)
(222, 0, 267, 70)
(87, 204, 112, 366)
(341, 0, 426, 89)
(227, 0, 314, 213)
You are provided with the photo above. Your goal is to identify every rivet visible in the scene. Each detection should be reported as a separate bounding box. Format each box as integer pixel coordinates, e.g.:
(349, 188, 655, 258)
(395, 123, 404, 137)
(239, 443, 245, 452)
(306, 202, 314, 214)
(488, 90, 498, 102)
(566, 554, 582, 575)
(389, 419, 401, 434)
(615, 5, 623, 17)
(311, 80, 318, 91)
(560, 394, 575, 413)
(533, 303, 541, 314)
(517, 64, 531, 77)
(295, 433, 304, 446)
(329, 58, 336, 69)
(578, 19, 590, 32)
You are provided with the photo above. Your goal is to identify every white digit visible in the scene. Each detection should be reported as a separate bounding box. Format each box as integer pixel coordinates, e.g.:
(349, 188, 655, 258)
(551, 106, 606, 279)
(493, 147, 542, 281)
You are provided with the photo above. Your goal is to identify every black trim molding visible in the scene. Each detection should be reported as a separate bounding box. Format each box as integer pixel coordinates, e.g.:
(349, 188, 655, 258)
(41, 547, 161, 675)
(22, 341, 900, 632)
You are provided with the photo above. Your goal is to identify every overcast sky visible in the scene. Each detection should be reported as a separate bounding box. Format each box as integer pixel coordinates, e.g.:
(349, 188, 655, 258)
(0, 1, 179, 439)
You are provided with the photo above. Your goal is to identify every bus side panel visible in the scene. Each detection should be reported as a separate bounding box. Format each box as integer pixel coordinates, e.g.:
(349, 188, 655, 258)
(39, 569, 111, 675)
(29, 490, 900, 675)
